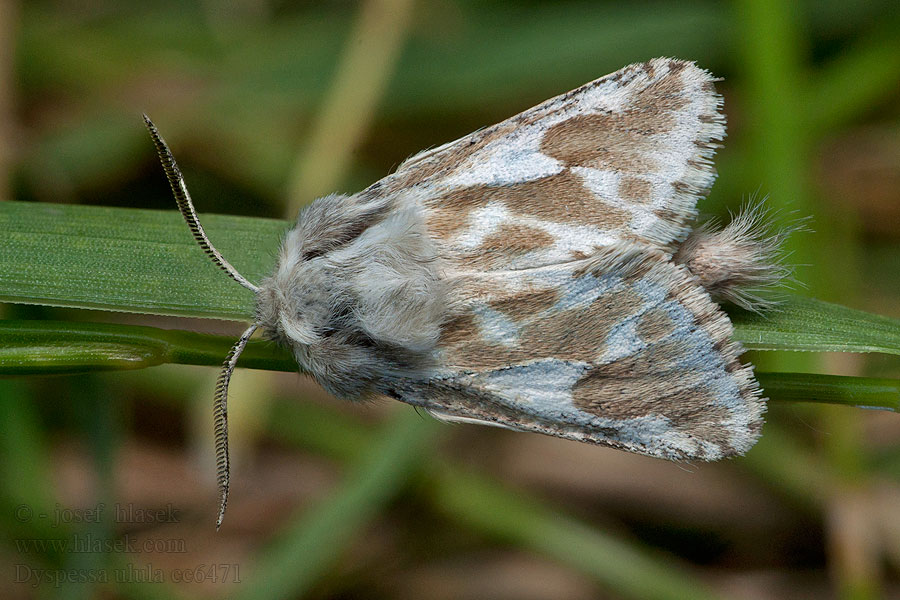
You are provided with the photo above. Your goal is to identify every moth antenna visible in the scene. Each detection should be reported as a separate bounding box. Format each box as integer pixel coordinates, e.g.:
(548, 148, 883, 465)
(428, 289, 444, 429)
(214, 322, 259, 530)
(143, 114, 260, 294)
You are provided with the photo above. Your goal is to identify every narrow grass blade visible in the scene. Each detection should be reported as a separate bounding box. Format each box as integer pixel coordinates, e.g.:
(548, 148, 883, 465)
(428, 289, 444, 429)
(0, 320, 294, 375)
(1, 201, 284, 320)
(730, 296, 900, 355)
(760, 372, 900, 412)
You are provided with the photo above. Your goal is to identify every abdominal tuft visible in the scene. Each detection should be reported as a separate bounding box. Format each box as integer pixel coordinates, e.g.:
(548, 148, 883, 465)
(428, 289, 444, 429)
(674, 204, 800, 312)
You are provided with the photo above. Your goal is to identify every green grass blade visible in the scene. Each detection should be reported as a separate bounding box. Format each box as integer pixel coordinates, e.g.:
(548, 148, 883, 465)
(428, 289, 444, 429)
(3, 201, 900, 358)
(759, 372, 900, 412)
(1, 201, 284, 320)
(729, 296, 900, 355)
(0, 320, 294, 375)
(4, 318, 897, 413)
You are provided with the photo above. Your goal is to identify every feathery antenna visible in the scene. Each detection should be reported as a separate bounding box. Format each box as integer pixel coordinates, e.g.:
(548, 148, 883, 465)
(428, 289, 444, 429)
(214, 323, 258, 530)
(143, 114, 260, 294)
(144, 115, 264, 529)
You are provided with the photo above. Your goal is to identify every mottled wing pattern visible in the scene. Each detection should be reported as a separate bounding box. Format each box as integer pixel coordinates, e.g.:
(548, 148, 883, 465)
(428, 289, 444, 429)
(375, 58, 725, 271)
(392, 248, 763, 460)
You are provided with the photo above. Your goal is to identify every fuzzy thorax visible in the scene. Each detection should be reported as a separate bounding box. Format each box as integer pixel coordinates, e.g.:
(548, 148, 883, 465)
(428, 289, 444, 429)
(254, 193, 449, 399)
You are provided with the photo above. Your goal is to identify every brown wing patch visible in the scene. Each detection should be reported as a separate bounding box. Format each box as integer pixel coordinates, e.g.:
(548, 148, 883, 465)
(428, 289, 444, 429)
(426, 170, 629, 242)
(673, 409, 739, 456)
(425, 185, 493, 240)
(500, 171, 629, 228)
(541, 70, 688, 173)
(542, 286, 642, 362)
(636, 306, 676, 343)
(571, 364, 723, 424)
(538, 74, 691, 174)
(628, 69, 691, 115)
(488, 286, 561, 321)
(441, 284, 643, 370)
(438, 305, 531, 371)
(618, 177, 652, 203)
(439, 313, 478, 346)
(540, 113, 662, 173)
(590, 339, 685, 376)
(440, 340, 524, 372)
(654, 207, 680, 223)
(479, 223, 555, 254)
(466, 223, 557, 269)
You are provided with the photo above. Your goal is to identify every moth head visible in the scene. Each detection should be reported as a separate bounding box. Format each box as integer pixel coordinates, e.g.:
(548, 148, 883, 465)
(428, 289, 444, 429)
(253, 234, 343, 349)
(251, 188, 401, 352)
(144, 115, 263, 531)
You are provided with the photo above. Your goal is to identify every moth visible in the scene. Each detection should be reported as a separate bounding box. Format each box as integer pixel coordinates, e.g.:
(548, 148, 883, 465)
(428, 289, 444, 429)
(145, 58, 788, 528)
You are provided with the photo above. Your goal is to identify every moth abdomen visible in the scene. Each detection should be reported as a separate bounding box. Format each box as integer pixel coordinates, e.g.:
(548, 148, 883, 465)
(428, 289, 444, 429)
(674, 204, 795, 311)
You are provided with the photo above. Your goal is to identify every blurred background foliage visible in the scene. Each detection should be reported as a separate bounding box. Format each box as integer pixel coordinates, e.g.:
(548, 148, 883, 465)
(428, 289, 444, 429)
(1, 0, 899, 598)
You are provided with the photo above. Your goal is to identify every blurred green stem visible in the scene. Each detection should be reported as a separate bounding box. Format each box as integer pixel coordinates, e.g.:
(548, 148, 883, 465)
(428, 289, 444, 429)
(268, 401, 725, 600)
(285, 0, 416, 214)
(234, 4, 422, 597)
(234, 408, 439, 600)
(735, 1, 876, 598)
(431, 463, 721, 600)
(0, 0, 18, 200)
(2, 319, 900, 413)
